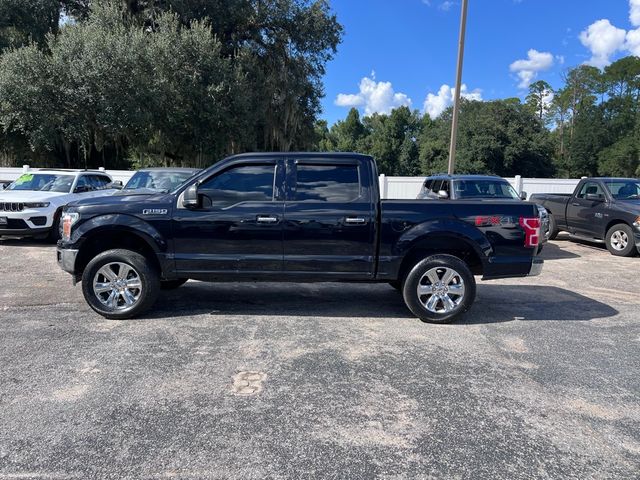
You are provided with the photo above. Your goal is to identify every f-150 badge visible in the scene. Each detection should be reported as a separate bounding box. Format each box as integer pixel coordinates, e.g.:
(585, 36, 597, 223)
(142, 209, 168, 215)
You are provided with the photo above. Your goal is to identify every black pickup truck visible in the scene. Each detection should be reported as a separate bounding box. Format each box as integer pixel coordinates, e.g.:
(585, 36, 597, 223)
(531, 177, 640, 257)
(57, 153, 543, 323)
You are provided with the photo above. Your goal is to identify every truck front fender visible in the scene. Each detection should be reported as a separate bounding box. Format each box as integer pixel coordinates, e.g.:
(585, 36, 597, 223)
(72, 214, 168, 254)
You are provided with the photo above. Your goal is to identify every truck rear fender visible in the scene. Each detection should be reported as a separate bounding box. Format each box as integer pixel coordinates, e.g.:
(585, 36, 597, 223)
(72, 214, 168, 278)
(395, 219, 492, 279)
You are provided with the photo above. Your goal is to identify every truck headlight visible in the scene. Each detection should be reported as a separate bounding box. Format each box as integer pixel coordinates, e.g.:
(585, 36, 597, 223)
(61, 212, 80, 241)
(24, 202, 50, 208)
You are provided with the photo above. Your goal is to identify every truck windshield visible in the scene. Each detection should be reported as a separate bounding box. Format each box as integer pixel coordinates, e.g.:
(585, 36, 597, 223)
(124, 171, 197, 192)
(7, 174, 74, 193)
(604, 180, 640, 200)
(454, 179, 520, 199)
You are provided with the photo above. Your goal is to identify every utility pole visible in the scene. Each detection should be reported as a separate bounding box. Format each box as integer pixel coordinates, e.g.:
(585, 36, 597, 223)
(447, 0, 469, 175)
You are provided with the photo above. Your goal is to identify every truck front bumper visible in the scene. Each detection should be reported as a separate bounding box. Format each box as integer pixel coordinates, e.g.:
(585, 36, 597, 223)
(527, 257, 544, 277)
(57, 247, 79, 274)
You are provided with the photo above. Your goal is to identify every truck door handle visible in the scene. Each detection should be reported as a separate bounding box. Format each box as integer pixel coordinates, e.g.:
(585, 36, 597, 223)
(572, 202, 580, 206)
(256, 215, 279, 224)
(345, 217, 367, 224)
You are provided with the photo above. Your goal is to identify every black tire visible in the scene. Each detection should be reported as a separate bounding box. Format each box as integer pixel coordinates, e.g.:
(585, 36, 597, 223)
(402, 254, 476, 324)
(48, 210, 62, 243)
(160, 278, 188, 290)
(547, 213, 559, 241)
(605, 224, 636, 257)
(388, 280, 402, 291)
(81, 249, 160, 320)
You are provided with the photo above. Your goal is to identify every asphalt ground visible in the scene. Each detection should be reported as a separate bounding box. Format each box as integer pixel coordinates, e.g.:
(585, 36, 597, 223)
(0, 235, 638, 479)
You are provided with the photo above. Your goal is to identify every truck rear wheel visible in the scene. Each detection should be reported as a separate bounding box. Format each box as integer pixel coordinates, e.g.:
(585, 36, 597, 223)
(402, 254, 476, 324)
(81, 249, 160, 320)
(547, 214, 559, 240)
(605, 224, 636, 257)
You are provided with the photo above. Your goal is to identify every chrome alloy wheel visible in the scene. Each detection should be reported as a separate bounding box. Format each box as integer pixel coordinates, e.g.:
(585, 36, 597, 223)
(417, 267, 465, 314)
(610, 230, 629, 251)
(93, 262, 143, 311)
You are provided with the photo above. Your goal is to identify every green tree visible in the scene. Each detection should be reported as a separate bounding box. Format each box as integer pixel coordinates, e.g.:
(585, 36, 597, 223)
(0, 0, 61, 50)
(331, 108, 366, 152)
(526, 80, 553, 122)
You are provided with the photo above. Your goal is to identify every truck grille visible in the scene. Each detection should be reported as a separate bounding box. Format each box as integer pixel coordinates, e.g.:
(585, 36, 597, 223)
(0, 202, 25, 212)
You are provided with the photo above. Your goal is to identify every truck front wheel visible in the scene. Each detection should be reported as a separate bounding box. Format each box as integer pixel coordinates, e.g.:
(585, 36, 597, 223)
(605, 224, 637, 257)
(402, 255, 476, 324)
(81, 249, 160, 320)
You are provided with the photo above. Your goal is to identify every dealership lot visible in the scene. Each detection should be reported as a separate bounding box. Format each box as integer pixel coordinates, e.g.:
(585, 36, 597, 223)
(0, 237, 638, 478)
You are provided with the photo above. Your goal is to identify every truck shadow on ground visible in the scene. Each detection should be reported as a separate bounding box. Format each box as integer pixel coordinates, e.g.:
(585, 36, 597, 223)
(149, 282, 618, 323)
(0, 238, 53, 247)
(539, 242, 580, 260)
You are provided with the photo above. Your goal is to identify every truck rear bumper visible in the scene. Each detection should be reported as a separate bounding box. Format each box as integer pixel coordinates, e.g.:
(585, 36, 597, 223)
(482, 255, 543, 280)
(527, 257, 544, 277)
(57, 247, 79, 274)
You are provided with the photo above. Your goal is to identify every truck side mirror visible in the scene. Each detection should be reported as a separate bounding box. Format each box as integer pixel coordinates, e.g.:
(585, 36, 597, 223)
(437, 190, 449, 199)
(585, 193, 603, 202)
(182, 183, 200, 208)
(520, 191, 528, 200)
(109, 180, 123, 190)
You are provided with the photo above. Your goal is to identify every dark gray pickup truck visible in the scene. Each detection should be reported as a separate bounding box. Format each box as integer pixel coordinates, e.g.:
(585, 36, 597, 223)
(531, 177, 640, 256)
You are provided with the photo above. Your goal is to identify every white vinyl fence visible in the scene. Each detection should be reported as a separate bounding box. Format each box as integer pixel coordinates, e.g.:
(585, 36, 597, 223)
(0, 165, 581, 200)
(379, 174, 581, 200)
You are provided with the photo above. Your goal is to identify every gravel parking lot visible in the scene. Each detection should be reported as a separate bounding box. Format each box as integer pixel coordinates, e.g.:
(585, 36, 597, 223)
(0, 236, 639, 479)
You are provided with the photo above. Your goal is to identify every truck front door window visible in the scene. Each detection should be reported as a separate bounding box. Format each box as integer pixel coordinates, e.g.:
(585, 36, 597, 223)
(199, 165, 275, 208)
(576, 182, 604, 200)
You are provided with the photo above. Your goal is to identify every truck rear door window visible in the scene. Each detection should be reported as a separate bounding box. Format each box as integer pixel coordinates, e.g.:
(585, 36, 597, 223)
(199, 164, 275, 208)
(294, 164, 360, 202)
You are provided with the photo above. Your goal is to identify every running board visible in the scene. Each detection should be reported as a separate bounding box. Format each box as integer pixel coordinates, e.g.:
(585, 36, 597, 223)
(568, 233, 605, 244)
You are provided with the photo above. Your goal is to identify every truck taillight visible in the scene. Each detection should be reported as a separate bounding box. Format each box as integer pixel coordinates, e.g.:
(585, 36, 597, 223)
(519, 217, 540, 248)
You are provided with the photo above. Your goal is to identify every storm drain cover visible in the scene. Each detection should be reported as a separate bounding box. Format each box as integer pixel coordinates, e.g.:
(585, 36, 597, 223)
(232, 371, 267, 396)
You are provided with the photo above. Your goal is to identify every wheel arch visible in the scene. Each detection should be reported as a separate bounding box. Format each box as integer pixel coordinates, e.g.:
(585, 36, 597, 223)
(397, 232, 486, 282)
(75, 228, 162, 278)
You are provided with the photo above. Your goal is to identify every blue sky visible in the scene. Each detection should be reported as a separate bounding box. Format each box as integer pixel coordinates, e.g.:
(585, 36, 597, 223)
(321, 0, 639, 124)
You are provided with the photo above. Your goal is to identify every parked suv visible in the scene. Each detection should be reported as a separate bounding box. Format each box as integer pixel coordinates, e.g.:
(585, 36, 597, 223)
(118, 168, 201, 194)
(0, 169, 115, 241)
(417, 174, 550, 240)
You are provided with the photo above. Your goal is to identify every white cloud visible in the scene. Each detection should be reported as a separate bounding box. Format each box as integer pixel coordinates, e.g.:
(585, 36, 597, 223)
(579, 19, 627, 68)
(439, 1, 455, 11)
(631, 0, 640, 26)
(335, 75, 412, 115)
(626, 27, 640, 56)
(509, 49, 554, 89)
(423, 84, 483, 119)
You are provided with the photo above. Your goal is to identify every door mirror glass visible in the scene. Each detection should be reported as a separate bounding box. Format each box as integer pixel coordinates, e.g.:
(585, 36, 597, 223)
(520, 191, 528, 200)
(437, 190, 449, 199)
(182, 183, 199, 208)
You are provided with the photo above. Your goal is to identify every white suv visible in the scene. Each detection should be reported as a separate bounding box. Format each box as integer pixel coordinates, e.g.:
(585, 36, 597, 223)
(0, 169, 116, 241)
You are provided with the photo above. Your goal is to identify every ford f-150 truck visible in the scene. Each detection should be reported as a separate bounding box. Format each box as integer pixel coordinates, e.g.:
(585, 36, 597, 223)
(56, 153, 544, 323)
(531, 177, 640, 257)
